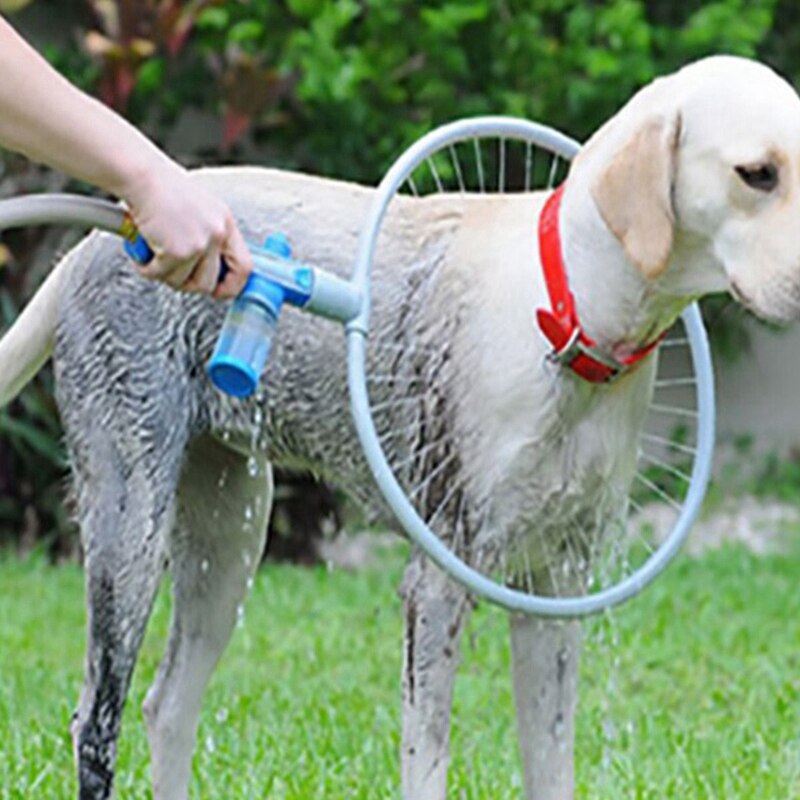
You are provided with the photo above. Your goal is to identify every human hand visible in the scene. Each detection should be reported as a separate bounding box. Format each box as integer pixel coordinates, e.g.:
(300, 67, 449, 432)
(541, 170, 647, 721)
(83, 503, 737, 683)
(120, 160, 251, 299)
(0, 17, 250, 298)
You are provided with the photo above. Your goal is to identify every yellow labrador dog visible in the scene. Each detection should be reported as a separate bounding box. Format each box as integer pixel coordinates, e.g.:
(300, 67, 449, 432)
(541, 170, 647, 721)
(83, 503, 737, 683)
(2, 56, 800, 800)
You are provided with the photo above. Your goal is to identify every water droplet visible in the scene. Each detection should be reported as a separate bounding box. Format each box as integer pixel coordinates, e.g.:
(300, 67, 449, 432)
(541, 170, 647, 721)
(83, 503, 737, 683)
(205, 734, 216, 753)
(247, 456, 259, 477)
(242, 550, 252, 568)
(201, 559, 209, 574)
(236, 604, 245, 628)
(246, 577, 254, 592)
(244, 505, 253, 521)
(216, 707, 229, 724)
(217, 468, 229, 490)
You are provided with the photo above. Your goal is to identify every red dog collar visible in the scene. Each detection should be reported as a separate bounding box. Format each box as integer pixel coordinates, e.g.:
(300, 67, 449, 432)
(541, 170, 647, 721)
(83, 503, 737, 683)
(536, 185, 663, 383)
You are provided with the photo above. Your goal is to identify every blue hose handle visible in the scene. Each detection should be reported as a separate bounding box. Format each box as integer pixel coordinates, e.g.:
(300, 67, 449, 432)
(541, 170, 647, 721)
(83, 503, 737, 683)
(121, 218, 230, 282)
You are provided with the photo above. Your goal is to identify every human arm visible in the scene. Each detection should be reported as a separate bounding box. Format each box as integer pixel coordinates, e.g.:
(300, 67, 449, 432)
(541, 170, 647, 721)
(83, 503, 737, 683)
(0, 16, 250, 297)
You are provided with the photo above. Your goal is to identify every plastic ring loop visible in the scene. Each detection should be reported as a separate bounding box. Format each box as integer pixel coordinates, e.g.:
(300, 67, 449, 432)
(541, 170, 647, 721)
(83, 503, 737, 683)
(346, 117, 714, 618)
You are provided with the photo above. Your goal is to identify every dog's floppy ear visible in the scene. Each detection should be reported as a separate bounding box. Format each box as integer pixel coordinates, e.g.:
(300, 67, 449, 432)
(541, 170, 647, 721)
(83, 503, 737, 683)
(591, 114, 682, 279)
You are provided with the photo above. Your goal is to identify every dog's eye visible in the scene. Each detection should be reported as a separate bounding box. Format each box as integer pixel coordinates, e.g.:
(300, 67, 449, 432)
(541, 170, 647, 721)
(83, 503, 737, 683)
(735, 163, 779, 192)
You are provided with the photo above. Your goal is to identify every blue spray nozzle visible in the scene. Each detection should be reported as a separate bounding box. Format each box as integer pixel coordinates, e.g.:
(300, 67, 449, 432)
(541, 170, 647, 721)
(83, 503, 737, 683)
(207, 232, 297, 397)
(119, 224, 322, 396)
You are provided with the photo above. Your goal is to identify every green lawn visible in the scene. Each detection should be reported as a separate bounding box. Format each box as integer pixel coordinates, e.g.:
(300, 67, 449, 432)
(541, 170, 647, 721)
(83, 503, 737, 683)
(2, 538, 800, 799)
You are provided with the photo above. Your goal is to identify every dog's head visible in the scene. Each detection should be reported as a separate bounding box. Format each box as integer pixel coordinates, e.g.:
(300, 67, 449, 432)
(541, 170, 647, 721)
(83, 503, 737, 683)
(583, 55, 800, 323)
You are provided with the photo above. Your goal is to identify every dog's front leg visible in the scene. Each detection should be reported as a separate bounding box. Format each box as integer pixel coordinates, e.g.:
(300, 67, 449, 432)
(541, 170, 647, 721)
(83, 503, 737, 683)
(143, 434, 272, 800)
(400, 553, 472, 800)
(510, 612, 581, 800)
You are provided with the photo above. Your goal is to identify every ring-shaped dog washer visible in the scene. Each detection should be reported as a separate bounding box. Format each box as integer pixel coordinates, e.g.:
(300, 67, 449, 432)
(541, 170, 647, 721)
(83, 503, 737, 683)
(0, 117, 714, 618)
(346, 117, 715, 618)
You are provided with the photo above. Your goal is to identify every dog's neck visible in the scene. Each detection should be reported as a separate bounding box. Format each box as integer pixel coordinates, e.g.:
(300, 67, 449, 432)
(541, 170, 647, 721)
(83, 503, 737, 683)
(556, 181, 724, 358)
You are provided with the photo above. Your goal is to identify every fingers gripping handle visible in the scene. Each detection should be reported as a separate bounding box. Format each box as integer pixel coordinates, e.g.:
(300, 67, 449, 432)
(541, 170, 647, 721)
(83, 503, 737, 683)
(120, 217, 230, 282)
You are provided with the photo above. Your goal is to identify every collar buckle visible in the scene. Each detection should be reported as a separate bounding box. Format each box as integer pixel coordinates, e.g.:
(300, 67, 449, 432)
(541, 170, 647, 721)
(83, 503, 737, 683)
(547, 326, 581, 366)
(547, 328, 625, 384)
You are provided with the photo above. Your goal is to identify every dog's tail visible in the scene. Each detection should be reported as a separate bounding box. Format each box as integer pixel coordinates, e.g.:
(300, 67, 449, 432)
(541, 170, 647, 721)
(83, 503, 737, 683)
(0, 253, 72, 407)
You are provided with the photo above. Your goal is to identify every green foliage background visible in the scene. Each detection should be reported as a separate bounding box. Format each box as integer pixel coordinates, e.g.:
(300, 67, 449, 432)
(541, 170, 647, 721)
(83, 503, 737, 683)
(0, 0, 796, 554)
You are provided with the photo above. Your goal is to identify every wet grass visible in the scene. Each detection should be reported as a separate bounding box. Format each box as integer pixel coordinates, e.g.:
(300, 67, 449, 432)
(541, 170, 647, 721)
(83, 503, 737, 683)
(2, 533, 800, 798)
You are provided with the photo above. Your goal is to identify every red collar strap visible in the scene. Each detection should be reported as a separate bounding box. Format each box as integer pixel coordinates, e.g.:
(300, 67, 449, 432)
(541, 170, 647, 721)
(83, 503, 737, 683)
(536, 185, 664, 383)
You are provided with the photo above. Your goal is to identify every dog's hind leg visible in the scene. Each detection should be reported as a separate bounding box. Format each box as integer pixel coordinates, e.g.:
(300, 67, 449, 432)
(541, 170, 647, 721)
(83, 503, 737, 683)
(400, 553, 473, 800)
(67, 425, 186, 800)
(143, 433, 272, 800)
(509, 579, 582, 800)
